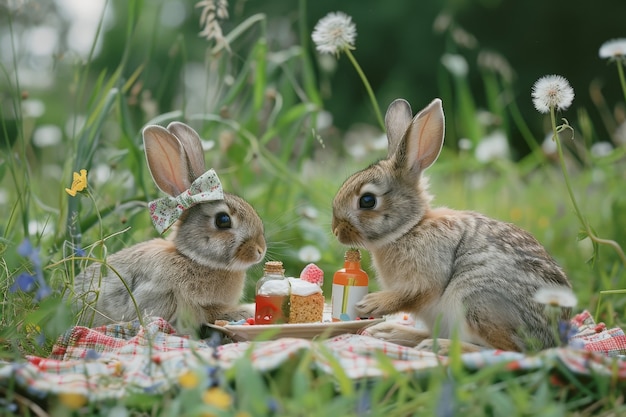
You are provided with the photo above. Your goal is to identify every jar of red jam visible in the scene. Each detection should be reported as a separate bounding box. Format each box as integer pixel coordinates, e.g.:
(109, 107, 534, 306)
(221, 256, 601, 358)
(255, 261, 291, 324)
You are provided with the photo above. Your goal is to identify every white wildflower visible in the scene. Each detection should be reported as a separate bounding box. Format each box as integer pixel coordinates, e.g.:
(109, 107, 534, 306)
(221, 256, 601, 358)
(541, 132, 557, 156)
(531, 75, 575, 114)
(533, 286, 578, 308)
(441, 53, 468, 77)
(457, 138, 473, 151)
(311, 11, 357, 56)
(298, 245, 321, 263)
(599, 38, 626, 60)
(297, 206, 318, 220)
(590, 141, 613, 158)
(474, 130, 509, 162)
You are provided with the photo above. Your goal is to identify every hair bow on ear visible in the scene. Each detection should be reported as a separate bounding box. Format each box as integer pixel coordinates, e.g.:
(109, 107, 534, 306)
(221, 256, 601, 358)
(149, 169, 224, 234)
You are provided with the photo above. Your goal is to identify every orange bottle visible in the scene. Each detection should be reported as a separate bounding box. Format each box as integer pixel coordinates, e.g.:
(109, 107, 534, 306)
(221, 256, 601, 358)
(331, 249, 369, 321)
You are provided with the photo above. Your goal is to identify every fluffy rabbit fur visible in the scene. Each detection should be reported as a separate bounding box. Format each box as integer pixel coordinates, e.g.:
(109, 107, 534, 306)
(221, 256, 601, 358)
(74, 122, 266, 334)
(332, 98, 572, 353)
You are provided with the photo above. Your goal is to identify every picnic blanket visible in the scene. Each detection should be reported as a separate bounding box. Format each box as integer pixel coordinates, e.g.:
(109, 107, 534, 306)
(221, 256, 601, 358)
(1, 310, 625, 402)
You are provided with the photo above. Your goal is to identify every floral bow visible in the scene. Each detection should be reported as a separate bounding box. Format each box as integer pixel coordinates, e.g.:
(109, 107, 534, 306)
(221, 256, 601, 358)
(149, 169, 224, 234)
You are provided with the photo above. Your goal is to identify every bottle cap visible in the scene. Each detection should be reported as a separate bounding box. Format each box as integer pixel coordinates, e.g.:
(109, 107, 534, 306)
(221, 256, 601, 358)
(345, 249, 361, 262)
(264, 261, 284, 274)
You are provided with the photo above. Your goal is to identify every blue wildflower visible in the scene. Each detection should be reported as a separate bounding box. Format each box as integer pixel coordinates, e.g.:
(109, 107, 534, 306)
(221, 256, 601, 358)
(558, 320, 584, 349)
(435, 380, 455, 417)
(10, 272, 36, 293)
(0, 398, 18, 414)
(84, 349, 101, 360)
(11, 238, 52, 302)
(266, 397, 280, 413)
(35, 331, 46, 347)
(355, 389, 371, 416)
(206, 365, 224, 388)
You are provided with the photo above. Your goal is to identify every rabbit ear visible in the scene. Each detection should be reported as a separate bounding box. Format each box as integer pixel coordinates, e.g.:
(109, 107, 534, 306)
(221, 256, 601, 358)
(166, 122, 207, 181)
(384, 98, 413, 155)
(392, 98, 444, 178)
(142, 125, 191, 196)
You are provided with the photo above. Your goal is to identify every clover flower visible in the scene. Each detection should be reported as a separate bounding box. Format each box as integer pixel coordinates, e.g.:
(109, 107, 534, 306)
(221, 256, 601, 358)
(65, 169, 88, 197)
(599, 38, 626, 60)
(533, 286, 578, 309)
(10, 238, 52, 301)
(531, 75, 575, 114)
(312, 11, 357, 56)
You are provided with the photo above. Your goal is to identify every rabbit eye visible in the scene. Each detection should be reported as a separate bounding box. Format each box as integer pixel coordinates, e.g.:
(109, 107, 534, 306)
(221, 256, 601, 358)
(358, 193, 377, 209)
(215, 212, 232, 229)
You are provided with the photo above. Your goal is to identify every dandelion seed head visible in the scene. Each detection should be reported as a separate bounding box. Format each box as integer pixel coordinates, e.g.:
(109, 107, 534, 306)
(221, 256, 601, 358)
(533, 286, 577, 308)
(311, 11, 357, 56)
(531, 75, 574, 114)
(599, 38, 626, 59)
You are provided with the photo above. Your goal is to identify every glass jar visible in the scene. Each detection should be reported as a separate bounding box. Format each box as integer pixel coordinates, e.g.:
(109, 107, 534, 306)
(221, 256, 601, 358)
(331, 249, 369, 321)
(255, 261, 291, 324)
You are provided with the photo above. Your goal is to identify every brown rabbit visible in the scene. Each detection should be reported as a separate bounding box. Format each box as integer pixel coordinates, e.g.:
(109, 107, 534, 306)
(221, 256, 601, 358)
(331, 98, 572, 353)
(73, 122, 266, 334)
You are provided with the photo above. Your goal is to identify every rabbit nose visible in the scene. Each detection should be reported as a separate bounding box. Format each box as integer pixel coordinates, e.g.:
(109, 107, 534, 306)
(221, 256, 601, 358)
(256, 245, 265, 260)
(255, 236, 267, 259)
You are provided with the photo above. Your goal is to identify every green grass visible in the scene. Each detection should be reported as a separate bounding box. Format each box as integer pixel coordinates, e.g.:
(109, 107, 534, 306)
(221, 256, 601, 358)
(1, 0, 626, 415)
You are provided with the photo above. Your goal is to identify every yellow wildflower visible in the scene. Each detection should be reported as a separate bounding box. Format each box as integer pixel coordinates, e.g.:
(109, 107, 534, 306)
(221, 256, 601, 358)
(24, 323, 41, 334)
(178, 370, 200, 389)
(113, 361, 124, 377)
(65, 169, 88, 196)
(58, 392, 88, 410)
(202, 387, 232, 409)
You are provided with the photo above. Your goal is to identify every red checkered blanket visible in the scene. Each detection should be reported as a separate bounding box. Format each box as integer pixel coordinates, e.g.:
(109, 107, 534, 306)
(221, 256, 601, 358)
(0, 311, 624, 401)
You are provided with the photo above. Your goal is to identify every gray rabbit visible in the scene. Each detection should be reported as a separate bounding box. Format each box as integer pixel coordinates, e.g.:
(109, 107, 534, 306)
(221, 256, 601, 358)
(73, 122, 266, 334)
(332, 98, 572, 353)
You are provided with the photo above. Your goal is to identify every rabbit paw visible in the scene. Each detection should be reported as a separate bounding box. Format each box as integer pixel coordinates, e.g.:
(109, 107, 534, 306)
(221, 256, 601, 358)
(355, 291, 399, 317)
(416, 338, 485, 355)
(218, 310, 253, 322)
(218, 305, 254, 322)
(416, 338, 448, 355)
(361, 322, 430, 347)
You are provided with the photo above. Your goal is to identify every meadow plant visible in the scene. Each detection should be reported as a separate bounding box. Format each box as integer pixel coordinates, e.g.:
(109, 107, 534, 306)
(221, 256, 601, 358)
(312, 11, 384, 131)
(599, 38, 626, 103)
(532, 74, 626, 268)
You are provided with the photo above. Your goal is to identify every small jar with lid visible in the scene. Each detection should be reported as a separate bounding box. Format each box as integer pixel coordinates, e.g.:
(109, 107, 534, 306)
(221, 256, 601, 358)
(331, 249, 369, 321)
(255, 261, 291, 324)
